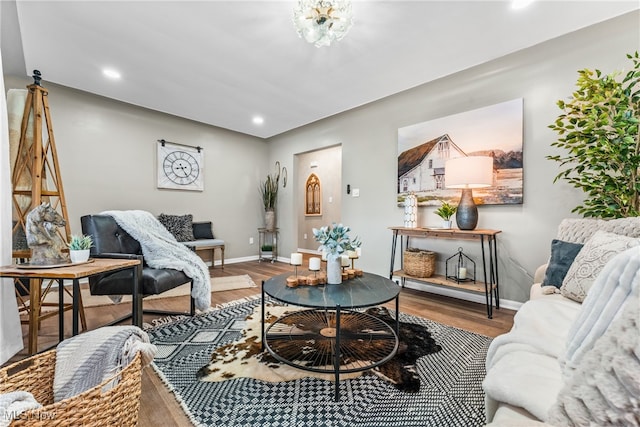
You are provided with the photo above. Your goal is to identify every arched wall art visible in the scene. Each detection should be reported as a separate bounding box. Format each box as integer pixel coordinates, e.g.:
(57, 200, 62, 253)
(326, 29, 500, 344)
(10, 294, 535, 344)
(305, 173, 322, 216)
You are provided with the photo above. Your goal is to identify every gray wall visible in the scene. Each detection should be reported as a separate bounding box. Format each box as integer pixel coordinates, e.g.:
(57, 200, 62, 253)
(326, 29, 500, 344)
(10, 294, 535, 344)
(3, 76, 268, 261)
(266, 11, 640, 304)
(3, 12, 638, 304)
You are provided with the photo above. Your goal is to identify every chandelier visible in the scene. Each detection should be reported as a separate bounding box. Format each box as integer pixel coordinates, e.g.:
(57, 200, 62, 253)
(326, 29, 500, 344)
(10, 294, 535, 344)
(293, 0, 353, 48)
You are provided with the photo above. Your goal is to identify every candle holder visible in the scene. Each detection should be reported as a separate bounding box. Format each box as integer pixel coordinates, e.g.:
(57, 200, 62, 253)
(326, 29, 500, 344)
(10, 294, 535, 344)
(309, 257, 321, 273)
(289, 252, 303, 287)
(348, 250, 359, 269)
(308, 257, 321, 284)
(445, 247, 475, 284)
(340, 255, 350, 271)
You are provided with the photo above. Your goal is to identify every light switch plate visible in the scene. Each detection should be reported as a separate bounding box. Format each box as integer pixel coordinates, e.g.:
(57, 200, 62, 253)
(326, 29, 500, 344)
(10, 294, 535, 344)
(352, 188, 360, 197)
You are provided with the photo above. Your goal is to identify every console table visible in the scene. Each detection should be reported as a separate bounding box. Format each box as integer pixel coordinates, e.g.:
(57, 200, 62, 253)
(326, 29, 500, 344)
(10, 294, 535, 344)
(389, 226, 501, 318)
(0, 258, 141, 354)
(261, 272, 400, 401)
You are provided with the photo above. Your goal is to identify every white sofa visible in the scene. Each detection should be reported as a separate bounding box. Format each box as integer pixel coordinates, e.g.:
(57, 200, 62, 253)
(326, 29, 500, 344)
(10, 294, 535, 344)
(482, 218, 640, 426)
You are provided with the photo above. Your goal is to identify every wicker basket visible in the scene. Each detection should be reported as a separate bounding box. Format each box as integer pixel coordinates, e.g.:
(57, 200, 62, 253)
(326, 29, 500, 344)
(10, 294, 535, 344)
(404, 249, 436, 278)
(0, 350, 142, 426)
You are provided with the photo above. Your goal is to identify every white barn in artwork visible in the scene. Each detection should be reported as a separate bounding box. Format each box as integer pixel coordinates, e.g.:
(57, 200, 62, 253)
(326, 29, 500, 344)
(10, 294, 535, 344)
(398, 134, 466, 193)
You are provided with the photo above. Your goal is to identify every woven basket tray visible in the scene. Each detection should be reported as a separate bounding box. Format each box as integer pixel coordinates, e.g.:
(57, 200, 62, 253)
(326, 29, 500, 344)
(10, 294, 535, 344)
(404, 249, 436, 278)
(0, 350, 142, 426)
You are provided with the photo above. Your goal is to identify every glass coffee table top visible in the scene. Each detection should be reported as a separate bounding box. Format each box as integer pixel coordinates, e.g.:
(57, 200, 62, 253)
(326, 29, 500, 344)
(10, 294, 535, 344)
(263, 272, 400, 309)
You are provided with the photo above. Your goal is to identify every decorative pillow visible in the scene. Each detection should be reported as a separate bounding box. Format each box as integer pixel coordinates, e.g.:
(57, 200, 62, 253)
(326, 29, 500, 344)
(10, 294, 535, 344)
(157, 213, 195, 242)
(556, 217, 640, 245)
(548, 293, 639, 425)
(193, 221, 214, 239)
(541, 239, 584, 288)
(561, 230, 640, 302)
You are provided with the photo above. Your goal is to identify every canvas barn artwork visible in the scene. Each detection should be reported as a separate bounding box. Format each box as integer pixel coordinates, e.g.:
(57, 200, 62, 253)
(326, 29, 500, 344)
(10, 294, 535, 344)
(397, 98, 523, 207)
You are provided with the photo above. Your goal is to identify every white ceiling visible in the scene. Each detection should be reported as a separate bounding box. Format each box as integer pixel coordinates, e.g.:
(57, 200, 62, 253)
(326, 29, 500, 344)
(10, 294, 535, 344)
(2, 1, 638, 138)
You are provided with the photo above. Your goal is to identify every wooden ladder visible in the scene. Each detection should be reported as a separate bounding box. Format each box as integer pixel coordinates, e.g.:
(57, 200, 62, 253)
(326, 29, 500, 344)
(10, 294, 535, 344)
(10, 70, 87, 354)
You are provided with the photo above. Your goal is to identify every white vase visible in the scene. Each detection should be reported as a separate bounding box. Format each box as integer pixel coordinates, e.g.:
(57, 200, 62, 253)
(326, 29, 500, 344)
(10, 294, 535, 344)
(69, 249, 90, 263)
(442, 220, 452, 229)
(326, 257, 342, 285)
(403, 193, 418, 228)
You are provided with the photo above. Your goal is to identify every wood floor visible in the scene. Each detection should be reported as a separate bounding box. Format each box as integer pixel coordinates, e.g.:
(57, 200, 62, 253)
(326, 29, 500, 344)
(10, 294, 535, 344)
(8, 257, 515, 427)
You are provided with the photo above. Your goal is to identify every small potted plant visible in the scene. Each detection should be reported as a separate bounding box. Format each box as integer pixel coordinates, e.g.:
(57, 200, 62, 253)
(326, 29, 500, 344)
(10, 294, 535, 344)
(67, 234, 93, 263)
(434, 201, 457, 229)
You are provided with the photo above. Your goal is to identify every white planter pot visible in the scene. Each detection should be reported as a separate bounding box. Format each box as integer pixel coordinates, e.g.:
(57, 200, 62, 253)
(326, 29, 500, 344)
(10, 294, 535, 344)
(442, 220, 452, 229)
(326, 257, 342, 285)
(69, 249, 90, 263)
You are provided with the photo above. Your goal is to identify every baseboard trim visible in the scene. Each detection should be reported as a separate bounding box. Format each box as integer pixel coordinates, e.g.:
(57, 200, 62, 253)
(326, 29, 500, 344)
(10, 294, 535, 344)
(398, 277, 523, 312)
(297, 248, 320, 255)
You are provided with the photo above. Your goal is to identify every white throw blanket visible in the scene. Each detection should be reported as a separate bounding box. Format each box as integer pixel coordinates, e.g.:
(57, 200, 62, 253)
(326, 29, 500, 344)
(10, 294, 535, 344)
(562, 246, 640, 374)
(53, 325, 156, 402)
(0, 391, 42, 427)
(484, 246, 640, 423)
(549, 292, 640, 425)
(101, 210, 211, 311)
(483, 297, 582, 421)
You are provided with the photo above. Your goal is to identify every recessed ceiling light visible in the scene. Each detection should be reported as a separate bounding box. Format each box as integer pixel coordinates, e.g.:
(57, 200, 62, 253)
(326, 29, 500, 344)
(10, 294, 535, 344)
(511, 0, 534, 10)
(102, 68, 121, 79)
(252, 116, 264, 125)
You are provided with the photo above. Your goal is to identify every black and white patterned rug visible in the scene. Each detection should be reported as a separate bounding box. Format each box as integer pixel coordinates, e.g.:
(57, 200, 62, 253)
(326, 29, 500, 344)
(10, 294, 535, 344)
(147, 296, 492, 427)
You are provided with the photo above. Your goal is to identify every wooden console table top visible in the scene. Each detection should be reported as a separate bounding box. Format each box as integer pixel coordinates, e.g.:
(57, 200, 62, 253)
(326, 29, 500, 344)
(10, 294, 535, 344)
(389, 226, 501, 240)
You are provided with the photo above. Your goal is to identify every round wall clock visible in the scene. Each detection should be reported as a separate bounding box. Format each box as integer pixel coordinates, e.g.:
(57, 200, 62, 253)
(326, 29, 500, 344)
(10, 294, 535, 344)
(157, 140, 204, 191)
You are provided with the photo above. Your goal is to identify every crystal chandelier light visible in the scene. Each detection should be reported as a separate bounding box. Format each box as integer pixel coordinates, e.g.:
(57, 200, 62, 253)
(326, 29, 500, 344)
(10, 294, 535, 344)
(293, 0, 353, 48)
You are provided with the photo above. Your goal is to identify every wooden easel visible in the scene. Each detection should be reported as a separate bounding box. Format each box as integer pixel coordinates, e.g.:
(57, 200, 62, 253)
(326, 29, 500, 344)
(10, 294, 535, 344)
(11, 70, 86, 354)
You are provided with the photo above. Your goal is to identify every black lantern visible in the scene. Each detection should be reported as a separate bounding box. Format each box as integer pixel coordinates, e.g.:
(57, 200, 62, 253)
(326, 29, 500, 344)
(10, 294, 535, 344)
(446, 247, 476, 284)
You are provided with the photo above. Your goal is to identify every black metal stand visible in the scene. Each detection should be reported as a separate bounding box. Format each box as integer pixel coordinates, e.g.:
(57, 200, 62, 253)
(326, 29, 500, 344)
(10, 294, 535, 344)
(261, 276, 400, 401)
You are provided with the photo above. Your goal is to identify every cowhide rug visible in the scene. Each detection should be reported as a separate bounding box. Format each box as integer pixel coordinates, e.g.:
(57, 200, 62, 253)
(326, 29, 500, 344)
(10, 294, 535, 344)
(196, 305, 441, 392)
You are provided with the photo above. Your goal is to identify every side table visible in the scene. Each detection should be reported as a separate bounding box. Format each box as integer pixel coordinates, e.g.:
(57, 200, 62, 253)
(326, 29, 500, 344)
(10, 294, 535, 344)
(258, 227, 278, 263)
(0, 257, 141, 354)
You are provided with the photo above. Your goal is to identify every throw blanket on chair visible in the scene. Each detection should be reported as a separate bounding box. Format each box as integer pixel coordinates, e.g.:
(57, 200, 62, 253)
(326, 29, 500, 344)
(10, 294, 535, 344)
(53, 326, 156, 402)
(101, 210, 211, 311)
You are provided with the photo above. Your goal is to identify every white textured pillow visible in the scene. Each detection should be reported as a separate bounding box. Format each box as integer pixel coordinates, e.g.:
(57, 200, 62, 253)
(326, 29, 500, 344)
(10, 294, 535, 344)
(561, 230, 640, 303)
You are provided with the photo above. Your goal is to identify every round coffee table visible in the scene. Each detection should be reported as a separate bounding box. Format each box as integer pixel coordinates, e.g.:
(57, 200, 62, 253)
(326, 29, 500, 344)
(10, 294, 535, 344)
(261, 272, 400, 400)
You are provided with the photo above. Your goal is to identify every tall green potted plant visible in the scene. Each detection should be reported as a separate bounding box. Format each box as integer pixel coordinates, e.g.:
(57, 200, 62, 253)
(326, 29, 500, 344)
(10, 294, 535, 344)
(547, 52, 640, 218)
(259, 174, 278, 230)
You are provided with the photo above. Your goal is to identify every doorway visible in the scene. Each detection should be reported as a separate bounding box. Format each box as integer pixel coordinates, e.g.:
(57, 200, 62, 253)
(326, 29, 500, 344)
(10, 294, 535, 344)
(295, 145, 342, 252)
